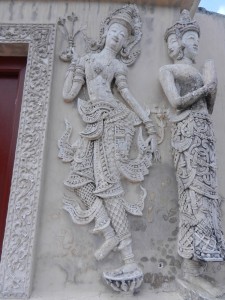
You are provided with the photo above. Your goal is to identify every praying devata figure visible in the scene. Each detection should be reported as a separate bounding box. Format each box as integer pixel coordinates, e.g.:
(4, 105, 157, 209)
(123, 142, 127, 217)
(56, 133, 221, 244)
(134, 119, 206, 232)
(159, 10, 225, 298)
(58, 5, 159, 291)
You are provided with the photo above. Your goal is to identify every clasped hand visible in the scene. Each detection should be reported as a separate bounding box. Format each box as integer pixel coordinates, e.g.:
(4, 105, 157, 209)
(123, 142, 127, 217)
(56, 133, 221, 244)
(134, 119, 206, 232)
(205, 81, 217, 95)
(71, 48, 79, 64)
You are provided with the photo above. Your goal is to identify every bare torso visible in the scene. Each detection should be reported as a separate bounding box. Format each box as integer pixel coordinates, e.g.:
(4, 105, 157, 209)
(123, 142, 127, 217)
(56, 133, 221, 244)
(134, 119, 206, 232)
(165, 63, 208, 114)
(84, 53, 120, 104)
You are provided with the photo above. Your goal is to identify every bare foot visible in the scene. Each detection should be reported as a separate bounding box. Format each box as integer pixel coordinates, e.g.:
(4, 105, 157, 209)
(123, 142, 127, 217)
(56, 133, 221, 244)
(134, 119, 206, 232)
(103, 263, 143, 279)
(107, 263, 138, 276)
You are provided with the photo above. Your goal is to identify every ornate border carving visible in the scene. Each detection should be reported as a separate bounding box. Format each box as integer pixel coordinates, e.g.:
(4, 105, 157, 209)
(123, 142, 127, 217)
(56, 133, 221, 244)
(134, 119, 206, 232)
(0, 24, 56, 298)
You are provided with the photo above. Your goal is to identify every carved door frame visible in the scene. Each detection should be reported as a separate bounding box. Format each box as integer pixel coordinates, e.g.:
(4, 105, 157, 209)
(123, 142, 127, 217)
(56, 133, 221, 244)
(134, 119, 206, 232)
(0, 56, 27, 258)
(0, 24, 56, 299)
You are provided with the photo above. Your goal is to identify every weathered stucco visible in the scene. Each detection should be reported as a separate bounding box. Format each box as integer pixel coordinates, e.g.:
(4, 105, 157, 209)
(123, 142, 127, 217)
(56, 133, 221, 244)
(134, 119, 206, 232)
(0, 0, 199, 24)
(0, 1, 225, 299)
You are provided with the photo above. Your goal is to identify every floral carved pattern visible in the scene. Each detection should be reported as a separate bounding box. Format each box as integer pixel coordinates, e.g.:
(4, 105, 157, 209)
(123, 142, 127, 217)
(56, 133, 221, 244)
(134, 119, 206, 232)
(0, 24, 56, 298)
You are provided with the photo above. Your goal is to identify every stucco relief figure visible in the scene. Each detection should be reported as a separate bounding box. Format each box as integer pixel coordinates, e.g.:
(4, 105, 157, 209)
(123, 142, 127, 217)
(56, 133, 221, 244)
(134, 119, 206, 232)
(159, 10, 225, 298)
(58, 5, 159, 292)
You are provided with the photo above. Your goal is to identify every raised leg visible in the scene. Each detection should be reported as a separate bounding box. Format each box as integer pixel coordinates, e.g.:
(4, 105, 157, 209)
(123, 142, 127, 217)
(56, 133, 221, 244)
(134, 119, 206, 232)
(75, 183, 119, 260)
(103, 197, 143, 285)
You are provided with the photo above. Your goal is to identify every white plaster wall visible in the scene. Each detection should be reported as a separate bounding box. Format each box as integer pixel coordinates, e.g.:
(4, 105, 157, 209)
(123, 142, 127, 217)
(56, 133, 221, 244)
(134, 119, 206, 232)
(195, 10, 225, 195)
(194, 9, 225, 285)
(0, 1, 225, 299)
(34, 3, 182, 298)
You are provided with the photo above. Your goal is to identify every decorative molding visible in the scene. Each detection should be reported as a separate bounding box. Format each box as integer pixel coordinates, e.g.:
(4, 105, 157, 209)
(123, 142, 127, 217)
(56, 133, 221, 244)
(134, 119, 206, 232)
(0, 23, 56, 298)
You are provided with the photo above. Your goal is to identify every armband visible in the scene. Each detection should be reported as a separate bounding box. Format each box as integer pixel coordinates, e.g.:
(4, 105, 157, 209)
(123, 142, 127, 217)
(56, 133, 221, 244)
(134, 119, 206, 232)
(115, 73, 128, 92)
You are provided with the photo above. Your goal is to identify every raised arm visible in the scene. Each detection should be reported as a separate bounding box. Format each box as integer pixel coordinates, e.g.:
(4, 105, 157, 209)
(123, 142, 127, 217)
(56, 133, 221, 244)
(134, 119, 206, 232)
(62, 57, 85, 102)
(159, 65, 208, 110)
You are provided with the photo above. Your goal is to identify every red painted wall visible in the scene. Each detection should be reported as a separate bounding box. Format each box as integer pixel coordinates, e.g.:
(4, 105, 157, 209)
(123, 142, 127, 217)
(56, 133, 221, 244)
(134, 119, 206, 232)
(0, 57, 27, 257)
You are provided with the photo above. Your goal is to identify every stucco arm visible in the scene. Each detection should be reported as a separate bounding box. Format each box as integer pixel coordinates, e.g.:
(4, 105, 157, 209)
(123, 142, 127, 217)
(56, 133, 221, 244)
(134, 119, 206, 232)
(159, 66, 208, 110)
(114, 64, 159, 160)
(62, 60, 85, 102)
(114, 63, 160, 160)
(115, 67, 153, 126)
(119, 87, 153, 125)
(118, 86, 160, 161)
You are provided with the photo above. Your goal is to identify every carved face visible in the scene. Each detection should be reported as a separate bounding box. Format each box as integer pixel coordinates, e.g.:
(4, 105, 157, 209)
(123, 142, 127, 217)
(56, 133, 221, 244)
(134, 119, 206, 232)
(105, 23, 129, 53)
(167, 33, 181, 60)
(182, 31, 199, 62)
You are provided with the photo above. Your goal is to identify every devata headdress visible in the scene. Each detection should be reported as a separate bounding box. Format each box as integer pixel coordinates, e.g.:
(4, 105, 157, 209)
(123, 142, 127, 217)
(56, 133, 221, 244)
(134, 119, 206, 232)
(88, 4, 142, 65)
(164, 9, 200, 41)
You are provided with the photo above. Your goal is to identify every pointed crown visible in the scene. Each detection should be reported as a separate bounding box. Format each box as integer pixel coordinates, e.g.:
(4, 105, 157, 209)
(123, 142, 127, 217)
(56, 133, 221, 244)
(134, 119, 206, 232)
(90, 5, 142, 65)
(109, 4, 141, 36)
(164, 9, 200, 41)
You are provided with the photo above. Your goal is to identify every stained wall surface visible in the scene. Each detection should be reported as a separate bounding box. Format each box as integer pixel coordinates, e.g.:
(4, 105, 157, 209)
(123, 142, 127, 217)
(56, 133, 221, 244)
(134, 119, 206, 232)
(194, 7, 225, 287)
(0, 1, 225, 299)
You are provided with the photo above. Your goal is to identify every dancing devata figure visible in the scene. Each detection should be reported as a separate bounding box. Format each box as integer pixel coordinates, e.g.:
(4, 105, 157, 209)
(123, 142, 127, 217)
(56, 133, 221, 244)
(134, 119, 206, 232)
(58, 5, 159, 292)
(159, 10, 225, 298)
